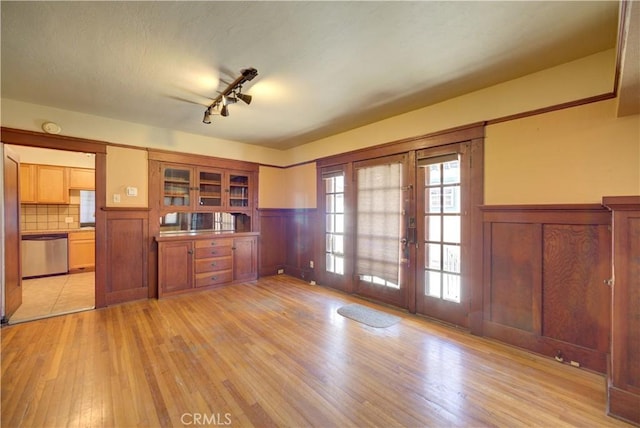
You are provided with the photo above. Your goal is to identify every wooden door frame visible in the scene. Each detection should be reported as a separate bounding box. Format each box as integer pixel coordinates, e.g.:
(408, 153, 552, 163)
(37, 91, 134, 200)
(0, 127, 108, 308)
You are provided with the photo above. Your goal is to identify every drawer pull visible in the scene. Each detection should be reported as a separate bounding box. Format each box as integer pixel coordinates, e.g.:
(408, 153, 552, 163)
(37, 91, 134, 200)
(211, 276, 217, 281)
(211, 262, 217, 267)
(211, 242, 216, 246)
(211, 251, 217, 255)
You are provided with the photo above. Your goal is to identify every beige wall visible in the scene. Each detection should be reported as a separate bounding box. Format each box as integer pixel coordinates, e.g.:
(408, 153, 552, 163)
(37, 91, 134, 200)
(106, 146, 148, 207)
(259, 163, 317, 208)
(485, 100, 640, 204)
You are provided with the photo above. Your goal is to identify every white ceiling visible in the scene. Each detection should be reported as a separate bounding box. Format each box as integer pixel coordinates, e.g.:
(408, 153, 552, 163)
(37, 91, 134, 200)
(1, 1, 620, 150)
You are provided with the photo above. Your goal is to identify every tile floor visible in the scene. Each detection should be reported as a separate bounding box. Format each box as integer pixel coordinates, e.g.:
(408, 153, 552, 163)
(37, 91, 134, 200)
(9, 272, 95, 324)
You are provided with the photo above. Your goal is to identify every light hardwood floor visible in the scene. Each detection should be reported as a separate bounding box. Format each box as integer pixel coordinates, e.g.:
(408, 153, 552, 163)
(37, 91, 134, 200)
(1, 275, 630, 427)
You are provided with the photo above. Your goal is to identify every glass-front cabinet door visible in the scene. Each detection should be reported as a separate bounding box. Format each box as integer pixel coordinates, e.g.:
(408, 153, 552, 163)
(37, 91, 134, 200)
(228, 172, 250, 209)
(162, 165, 192, 210)
(198, 169, 223, 208)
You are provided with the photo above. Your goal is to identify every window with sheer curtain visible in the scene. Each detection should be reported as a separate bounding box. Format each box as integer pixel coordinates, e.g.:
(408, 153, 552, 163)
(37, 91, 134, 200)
(356, 163, 402, 287)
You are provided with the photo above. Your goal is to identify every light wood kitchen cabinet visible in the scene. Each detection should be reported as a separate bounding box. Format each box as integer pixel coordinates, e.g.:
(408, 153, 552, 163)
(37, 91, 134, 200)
(157, 233, 258, 297)
(36, 165, 69, 204)
(19, 163, 37, 203)
(68, 230, 95, 271)
(20, 163, 94, 203)
(69, 168, 95, 189)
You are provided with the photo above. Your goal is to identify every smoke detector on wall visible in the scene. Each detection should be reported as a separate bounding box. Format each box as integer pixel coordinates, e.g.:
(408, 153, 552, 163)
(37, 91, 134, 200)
(42, 122, 61, 134)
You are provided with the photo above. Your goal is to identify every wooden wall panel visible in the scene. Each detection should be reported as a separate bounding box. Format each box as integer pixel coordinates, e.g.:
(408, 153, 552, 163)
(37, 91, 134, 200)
(481, 205, 611, 373)
(603, 197, 640, 425)
(258, 209, 316, 281)
(626, 217, 640, 390)
(258, 210, 287, 276)
(285, 210, 316, 282)
(542, 224, 611, 352)
(486, 222, 539, 332)
(104, 210, 149, 305)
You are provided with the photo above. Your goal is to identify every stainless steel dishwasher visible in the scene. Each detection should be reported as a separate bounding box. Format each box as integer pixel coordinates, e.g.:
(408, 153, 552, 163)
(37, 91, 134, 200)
(21, 233, 69, 278)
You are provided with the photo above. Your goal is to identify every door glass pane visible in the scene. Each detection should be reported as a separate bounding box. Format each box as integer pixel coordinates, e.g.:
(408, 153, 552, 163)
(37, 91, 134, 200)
(443, 186, 461, 214)
(426, 216, 441, 241)
(443, 245, 460, 273)
(427, 188, 442, 213)
(326, 195, 335, 212)
(335, 194, 344, 213)
(443, 215, 461, 243)
(426, 243, 441, 270)
(326, 214, 335, 233)
(426, 270, 441, 298)
(443, 160, 460, 184)
(335, 214, 345, 233)
(443, 274, 461, 302)
(427, 164, 441, 185)
(333, 234, 344, 253)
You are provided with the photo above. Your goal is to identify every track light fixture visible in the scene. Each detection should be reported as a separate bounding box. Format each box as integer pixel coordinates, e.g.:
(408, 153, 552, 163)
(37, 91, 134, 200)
(202, 68, 258, 124)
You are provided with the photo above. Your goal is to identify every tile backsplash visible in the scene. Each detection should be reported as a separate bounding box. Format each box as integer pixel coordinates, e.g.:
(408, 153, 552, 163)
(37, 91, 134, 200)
(21, 204, 80, 231)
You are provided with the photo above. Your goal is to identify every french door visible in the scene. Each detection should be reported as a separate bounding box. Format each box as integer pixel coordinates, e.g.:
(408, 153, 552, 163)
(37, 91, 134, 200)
(354, 154, 411, 308)
(318, 133, 483, 328)
(415, 144, 470, 327)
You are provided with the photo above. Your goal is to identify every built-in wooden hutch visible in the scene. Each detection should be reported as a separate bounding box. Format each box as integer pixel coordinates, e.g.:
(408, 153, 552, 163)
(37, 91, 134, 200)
(148, 150, 259, 298)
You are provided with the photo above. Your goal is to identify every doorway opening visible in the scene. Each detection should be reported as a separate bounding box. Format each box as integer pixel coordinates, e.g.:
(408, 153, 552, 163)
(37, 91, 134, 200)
(4, 145, 96, 324)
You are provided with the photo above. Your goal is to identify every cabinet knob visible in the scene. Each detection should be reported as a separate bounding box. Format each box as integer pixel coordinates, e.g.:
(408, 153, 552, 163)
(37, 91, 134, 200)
(211, 262, 216, 267)
(211, 251, 217, 255)
(211, 276, 217, 281)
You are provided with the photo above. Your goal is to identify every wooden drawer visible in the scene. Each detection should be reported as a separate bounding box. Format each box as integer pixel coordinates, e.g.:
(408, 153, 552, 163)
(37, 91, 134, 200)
(195, 257, 232, 274)
(195, 238, 233, 249)
(195, 270, 232, 288)
(69, 230, 95, 241)
(195, 245, 232, 259)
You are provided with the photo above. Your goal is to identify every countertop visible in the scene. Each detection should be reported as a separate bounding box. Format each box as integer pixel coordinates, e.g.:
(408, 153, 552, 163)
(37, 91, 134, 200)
(21, 227, 96, 236)
(155, 230, 259, 242)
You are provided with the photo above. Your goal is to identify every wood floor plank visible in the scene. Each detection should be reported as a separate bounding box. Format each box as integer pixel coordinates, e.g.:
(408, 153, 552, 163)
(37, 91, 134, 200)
(1, 275, 632, 427)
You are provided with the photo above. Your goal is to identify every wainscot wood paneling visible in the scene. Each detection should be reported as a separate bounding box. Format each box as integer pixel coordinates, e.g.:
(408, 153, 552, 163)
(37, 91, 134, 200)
(258, 209, 316, 281)
(603, 196, 640, 425)
(481, 205, 611, 374)
(542, 224, 611, 353)
(257, 210, 287, 276)
(484, 222, 540, 332)
(103, 209, 149, 305)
